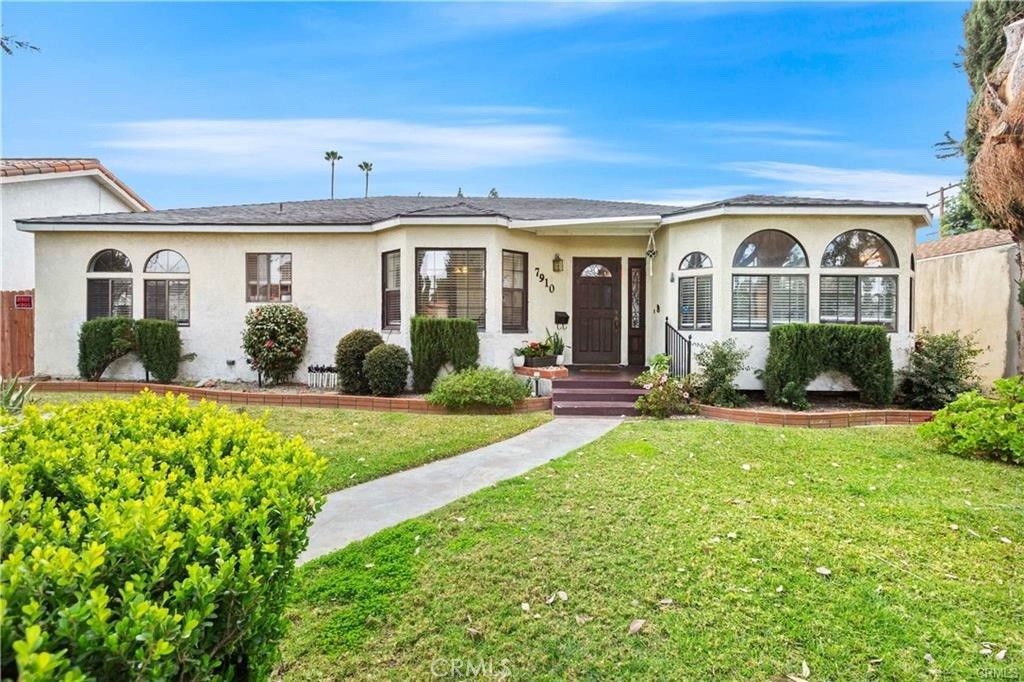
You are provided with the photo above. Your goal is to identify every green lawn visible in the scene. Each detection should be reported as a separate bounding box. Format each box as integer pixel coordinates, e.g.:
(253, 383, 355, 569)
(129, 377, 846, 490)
(279, 421, 1023, 681)
(32, 392, 550, 494)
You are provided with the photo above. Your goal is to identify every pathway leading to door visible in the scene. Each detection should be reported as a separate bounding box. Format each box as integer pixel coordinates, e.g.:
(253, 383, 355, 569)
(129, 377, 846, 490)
(299, 416, 622, 564)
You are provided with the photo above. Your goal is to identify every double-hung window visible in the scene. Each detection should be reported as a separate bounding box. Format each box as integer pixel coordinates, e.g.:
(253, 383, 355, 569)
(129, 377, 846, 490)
(144, 250, 190, 326)
(502, 250, 527, 332)
(678, 276, 712, 330)
(86, 249, 133, 320)
(382, 250, 401, 329)
(246, 253, 292, 302)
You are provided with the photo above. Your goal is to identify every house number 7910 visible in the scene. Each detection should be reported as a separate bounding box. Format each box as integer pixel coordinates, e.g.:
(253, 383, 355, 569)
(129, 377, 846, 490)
(534, 267, 555, 293)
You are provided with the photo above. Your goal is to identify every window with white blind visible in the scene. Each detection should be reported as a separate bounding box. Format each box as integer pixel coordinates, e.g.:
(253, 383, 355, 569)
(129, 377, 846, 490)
(502, 250, 527, 332)
(87, 279, 133, 320)
(819, 275, 897, 331)
(86, 249, 133, 320)
(415, 248, 486, 329)
(144, 250, 190, 326)
(246, 253, 292, 302)
(382, 251, 401, 329)
(731, 275, 807, 330)
(678, 275, 712, 330)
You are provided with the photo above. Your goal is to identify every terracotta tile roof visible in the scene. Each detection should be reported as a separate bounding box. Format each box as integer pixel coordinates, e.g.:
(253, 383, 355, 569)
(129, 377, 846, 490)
(915, 229, 1016, 260)
(0, 158, 152, 210)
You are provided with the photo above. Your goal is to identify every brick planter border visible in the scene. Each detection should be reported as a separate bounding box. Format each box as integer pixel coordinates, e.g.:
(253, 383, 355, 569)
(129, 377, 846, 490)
(31, 381, 551, 415)
(699, 404, 934, 428)
(514, 366, 569, 380)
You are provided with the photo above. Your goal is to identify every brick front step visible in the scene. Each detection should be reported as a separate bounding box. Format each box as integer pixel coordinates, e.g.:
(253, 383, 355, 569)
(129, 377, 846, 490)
(552, 387, 645, 402)
(553, 400, 639, 417)
(551, 378, 637, 390)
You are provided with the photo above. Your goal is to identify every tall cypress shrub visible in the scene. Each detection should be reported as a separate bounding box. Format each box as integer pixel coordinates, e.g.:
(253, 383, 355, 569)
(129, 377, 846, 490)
(135, 319, 182, 383)
(410, 317, 479, 392)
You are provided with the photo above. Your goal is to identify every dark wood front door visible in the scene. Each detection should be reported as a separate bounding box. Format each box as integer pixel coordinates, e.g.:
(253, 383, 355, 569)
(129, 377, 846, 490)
(572, 258, 621, 364)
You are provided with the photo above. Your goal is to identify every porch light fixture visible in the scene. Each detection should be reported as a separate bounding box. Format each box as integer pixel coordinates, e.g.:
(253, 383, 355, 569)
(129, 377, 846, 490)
(552, 254, 564, 272)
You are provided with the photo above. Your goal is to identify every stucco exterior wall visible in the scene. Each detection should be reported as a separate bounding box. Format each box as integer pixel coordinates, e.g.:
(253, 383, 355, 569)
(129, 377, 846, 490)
(652, 214, 918, 389)
(915, 244, 1021, 383)
(31, 213, 920, 389)
(1, 173, 136, 290)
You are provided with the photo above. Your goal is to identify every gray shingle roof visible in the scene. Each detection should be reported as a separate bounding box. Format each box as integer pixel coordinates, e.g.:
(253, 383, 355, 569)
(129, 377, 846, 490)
(18, 194, 929, 226)
(663, 194, 929, 216)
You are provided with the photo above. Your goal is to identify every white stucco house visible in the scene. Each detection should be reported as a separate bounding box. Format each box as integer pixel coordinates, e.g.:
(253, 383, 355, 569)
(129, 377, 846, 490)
(17, 194, 929, 389)
(1, 158, 150, 376)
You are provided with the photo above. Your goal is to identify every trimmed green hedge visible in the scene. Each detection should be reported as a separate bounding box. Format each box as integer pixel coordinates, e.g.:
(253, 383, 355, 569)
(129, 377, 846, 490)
(410, 317, 479, 392)
(77, 317, 137, 380)
(335, 329, 384, 394)
(0, 393, 325, 680)
(135, 319, 183, 383)
(761, 324, 894, 407)
(427, 368, 530, 410)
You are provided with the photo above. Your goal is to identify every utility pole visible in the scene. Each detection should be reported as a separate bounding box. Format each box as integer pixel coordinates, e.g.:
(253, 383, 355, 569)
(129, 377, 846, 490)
(926, 181, 962, 222)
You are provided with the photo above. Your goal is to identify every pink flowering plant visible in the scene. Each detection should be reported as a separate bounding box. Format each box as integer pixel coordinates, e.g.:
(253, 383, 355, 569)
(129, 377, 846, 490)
(514, 340, 552, 358)
(242, 304, 309, 384)
(633, 353, 702, 418)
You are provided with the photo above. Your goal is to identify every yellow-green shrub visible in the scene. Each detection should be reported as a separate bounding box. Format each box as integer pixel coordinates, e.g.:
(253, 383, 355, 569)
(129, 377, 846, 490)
(1, 393, 325, 681)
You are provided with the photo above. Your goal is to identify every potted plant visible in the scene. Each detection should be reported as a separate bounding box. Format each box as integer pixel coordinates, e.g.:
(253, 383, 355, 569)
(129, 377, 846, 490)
(546, 329, 566, 366)
(518, 340, 554, 367)
(512, 346, 526, 368)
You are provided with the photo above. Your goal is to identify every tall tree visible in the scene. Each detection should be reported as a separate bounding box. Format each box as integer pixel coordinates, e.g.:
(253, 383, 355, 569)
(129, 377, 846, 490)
(324, 150, 342, 199)
(488, 188, 499, 198)
(357, 161, 373, 198)
(961, 4, 1024, 370)
(0, 27, 39, 55)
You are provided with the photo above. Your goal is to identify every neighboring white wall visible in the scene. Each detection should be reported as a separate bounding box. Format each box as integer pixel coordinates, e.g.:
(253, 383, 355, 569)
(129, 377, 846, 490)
(649, 214, 919, 390)
(916, 243, 1021, 383)
(1, 173, 135, 290)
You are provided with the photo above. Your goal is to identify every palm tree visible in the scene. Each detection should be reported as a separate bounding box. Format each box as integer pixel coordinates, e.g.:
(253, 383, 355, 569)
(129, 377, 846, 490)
(357, 161, 373, 198)
(324, 150, 342, 199)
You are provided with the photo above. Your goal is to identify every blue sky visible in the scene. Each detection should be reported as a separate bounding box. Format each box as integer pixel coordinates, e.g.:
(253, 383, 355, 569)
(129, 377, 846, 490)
(3, 1, 969, 230)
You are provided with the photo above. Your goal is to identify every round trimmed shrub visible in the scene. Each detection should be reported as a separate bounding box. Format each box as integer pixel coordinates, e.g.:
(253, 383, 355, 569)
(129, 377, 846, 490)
(335, 329, 384, 394)
(363, 343, 410, 396)
(427, 368, 530, 411)
(242, 304, 308, 384)
(897, 330, 982, 409)
(0, 392, 325, 680)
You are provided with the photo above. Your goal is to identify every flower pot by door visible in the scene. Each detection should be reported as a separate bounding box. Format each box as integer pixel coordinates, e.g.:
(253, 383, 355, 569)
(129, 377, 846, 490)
(512, 355, 526, 368)
(524, 355, 555, 368)
(555, 354, 565, 366)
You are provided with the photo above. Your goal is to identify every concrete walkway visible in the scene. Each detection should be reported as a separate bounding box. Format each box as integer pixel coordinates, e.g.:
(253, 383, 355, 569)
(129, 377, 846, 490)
(299, 417, 621, 564)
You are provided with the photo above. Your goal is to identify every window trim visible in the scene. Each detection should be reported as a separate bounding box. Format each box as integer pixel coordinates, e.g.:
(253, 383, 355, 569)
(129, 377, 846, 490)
(245, 252, 293, 303)
(144, 249, 189, 274)
(678, 274, 713, 331)
(732, 229, 808, 268)
(381, 250, 401, 330)
(821, 229, 899, 268)
(730, 273, 809, 331)
(414, 247, 487, 330)
(819, 274, 898, 332)
(87, 249, 132, 273)
(144, 279, 191, 327)
(679, 251, 712, 270)
(501, 249, 528, 333)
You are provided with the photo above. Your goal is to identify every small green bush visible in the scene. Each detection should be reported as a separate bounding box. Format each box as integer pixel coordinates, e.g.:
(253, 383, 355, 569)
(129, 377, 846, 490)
(135, 319, 182, 383)
(0, 393, 325, 680)
(427, 368, 529, 410)
(761, 324, 894, 407)
(363, 343, 410, 396)
(897, 330, 982, 409)
(410, 317, 479, 392)
(242, 304, 308, 384)
(77, 317, 135, 380)
(695, 339, 749, 407)
(920, 375, 1024, 465)
(336, 329, 385, 394)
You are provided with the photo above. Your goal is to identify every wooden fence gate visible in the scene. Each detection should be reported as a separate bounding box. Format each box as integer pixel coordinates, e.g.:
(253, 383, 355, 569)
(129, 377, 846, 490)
(1, 289, 35, 377)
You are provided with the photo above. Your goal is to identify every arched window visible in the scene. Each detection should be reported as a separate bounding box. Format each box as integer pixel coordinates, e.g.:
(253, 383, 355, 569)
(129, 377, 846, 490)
(679, 252, 712, 269)
(731, 231, 807, 330)
(144, 250, 190, 326)
(821, 230, 898, 268)
(678, 252, 712, 330)
(145, 249, 189, 273)
(732, 230, 807, 268)
(88, 249, 132, 272)
(86, 249, 132, 320)
(581, 263, 613, 278)
(820, 231, 898, 331)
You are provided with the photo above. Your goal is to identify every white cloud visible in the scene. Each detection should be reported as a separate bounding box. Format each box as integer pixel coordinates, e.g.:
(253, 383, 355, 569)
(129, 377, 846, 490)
(101, 117, 632, 174)
(723, 161, 955, 203)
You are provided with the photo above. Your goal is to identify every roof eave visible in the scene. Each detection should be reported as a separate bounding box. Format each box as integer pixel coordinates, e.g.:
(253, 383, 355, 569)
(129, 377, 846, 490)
(660, 204, 933, 227)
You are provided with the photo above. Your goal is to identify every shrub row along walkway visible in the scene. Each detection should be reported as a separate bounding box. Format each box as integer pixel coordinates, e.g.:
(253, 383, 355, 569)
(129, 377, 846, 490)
(299, 416, 621, 564)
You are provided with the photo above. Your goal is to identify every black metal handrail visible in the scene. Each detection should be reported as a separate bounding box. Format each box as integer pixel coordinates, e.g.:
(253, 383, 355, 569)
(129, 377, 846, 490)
(664, 317, 692, 377)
